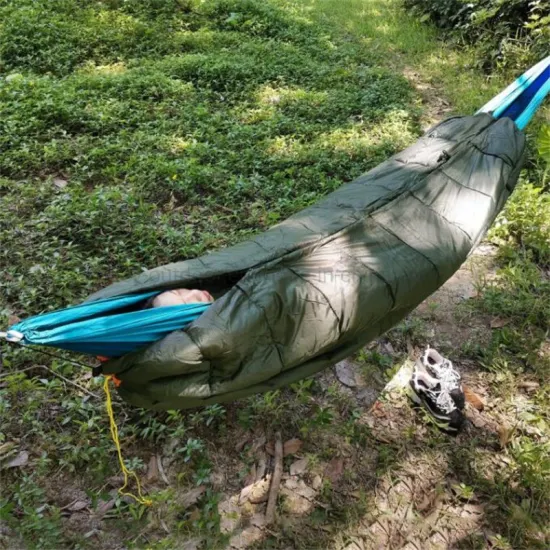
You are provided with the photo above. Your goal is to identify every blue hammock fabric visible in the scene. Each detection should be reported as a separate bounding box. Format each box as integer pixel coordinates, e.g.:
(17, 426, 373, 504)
(7, 292, 210, 357)
(478, 55, 550, 129)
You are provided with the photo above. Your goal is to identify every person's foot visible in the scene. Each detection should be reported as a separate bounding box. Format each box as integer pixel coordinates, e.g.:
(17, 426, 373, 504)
(151, 289, 214, 308)
(408, 347, 465, 434)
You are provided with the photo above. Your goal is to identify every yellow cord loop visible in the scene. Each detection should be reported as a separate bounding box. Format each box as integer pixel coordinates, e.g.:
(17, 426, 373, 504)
(103, 375, 153, 506)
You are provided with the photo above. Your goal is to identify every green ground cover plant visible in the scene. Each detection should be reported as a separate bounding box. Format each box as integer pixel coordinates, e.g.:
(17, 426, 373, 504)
(403, 0, 550, 70)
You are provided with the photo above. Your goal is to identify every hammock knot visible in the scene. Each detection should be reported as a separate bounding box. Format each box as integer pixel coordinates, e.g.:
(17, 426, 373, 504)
(4, 330, 23, 343)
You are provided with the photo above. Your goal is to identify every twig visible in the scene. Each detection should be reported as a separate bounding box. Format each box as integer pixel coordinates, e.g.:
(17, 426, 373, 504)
(0, 366, 39, 379)
(265, 432, 283, 525)
(42, 364, 100, 398)
(160, 519, 170, 534)
(0, 365, 99, 398)
(157, 454, 171, 486)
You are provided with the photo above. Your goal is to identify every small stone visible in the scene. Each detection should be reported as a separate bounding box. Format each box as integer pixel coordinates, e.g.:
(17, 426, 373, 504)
(283, 438, 303, 456)
(2, 451, 28, 469)
(335, 359, 365, 388)
(324, 458, 344, 483)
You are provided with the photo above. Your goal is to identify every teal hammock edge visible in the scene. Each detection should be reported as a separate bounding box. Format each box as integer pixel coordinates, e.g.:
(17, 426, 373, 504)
(8, 292, 211, 357)
(477, 55, 550, 130)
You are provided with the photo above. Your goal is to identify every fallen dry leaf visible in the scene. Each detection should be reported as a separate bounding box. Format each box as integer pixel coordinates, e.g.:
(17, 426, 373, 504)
(94, 498, 116, 518)
(371, 401, 386, 418)
(381, 341, 395, 355)
(311, 475, 323, 490)
(239, 484, 253, 504)
(461, 503, 485, 517)
(416, 491, 438, 513)
(188, 508, 201, 522)
(467, 406, 492, 430)
(160, 519, 170, 534)
(8, 314, 21, 327)
(324, 457, 344, 483)
(283, 438, 302, 456)
(255, 454, 267, 481)
(251, 435, 266, 454)
(406, 337, 414, 356)
(181, 486, 206, 509)
(219, 496, 241, 534)
(490, 317, 511, 329)
(156, 454, 170, 485)
(249, 513, 266, 529)
(239, 476, 271, 505)
(280, 491, 314, 515)
(2, 451, 28, 469)
(289, 458, 308, 476)
(267, 438, 303, 457)
(182, 537, 203, 550)
(67, 500, 89, 513)
(498, 424, 513, 448)
(229, 525, 264, 549)
(518, 380, 540, 392)
(464, 386, 485, 411)
(234, 435, 250, 453)
(283, 478, 317, 501)
(280, 479, 317, 515)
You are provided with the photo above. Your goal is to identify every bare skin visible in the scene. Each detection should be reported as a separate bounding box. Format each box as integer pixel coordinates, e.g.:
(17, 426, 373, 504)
(151, 288, 214, 308)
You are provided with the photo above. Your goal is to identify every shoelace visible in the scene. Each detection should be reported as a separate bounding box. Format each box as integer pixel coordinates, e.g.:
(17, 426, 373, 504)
(430, 360, 460, 387)
(420, 350, 462, 414)
(411, 368, 457, 414)
(425, 385, 457, 414)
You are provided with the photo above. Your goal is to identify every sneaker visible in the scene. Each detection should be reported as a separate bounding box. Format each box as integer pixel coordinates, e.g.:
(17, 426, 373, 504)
(408, 347, 465, 434)
(422, 347, 465, 411)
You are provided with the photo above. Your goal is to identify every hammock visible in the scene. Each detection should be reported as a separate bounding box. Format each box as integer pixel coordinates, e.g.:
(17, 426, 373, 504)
(3, 56, 549, 410)
(4, 292, 210, 357)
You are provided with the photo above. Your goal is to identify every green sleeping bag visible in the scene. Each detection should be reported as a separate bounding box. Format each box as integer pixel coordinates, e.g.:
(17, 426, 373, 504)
(88, 114, 525, 409)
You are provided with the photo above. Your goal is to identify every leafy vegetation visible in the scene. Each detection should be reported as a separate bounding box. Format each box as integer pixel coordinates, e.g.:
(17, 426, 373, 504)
(0, 0, 549, 548)
(403, 0, 550, 70)
(0, 0, 417, 314)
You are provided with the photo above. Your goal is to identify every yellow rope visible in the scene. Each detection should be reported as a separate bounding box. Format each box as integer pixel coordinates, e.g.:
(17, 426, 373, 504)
(103, 375, 153, 506)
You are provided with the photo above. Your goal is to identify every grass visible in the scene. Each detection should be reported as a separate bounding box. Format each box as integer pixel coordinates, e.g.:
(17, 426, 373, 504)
(0, 0, 549, 548)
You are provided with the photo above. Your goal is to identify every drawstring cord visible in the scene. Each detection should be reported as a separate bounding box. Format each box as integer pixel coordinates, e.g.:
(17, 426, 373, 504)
(103, 375, 153, 507)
